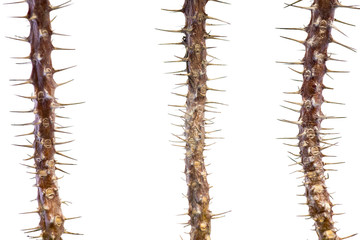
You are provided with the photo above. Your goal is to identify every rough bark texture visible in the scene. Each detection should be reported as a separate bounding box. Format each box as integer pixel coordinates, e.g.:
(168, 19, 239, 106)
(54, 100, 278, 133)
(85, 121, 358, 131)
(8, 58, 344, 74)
(28, 0, 65, 239)
(298, 1, 339, 239)
(181, 1, 212, 240)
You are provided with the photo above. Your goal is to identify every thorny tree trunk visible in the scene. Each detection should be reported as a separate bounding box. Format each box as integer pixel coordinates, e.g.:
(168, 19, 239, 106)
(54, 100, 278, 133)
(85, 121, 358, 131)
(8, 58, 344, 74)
(298, 1, 338, 239)
(281, 0, 358, 239)
(182, 1, 212, 240)
(10, 0, 79, 239)
(28, 1, 65, 239)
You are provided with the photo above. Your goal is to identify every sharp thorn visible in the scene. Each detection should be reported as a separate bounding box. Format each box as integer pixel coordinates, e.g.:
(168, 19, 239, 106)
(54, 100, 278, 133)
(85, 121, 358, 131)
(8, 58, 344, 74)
(276, 27, 305, 31)
(9, 15, 27, 19)
(324, 162, 345, 165)
(280, 105, 300, 113)
(55, 129, 72, 134)
(278, 119, 302, 125)
(52, 32, 71, 36)
(161, 8, 183, 12)
(20, 210, 38, 215)
(321, 116, 346, 120)
(324, 100, 345, 105)
(55, 140, 75, 145)
(3, 0, 26, 4)
(328, 57, 346, 62)
(23, 228, 41, 234)
(325, 73, 335, 81)
(276, 60, 303, 65)
(206, 101, 228, 106)
(11, 80, 32, 86)
(336, 4, 360, 10)
(16, 94, 35, 100)
(284, 100, 302, 106)
(63, 231, 83, 235)
(20, 163, 35, 169)
(54, 65, 76, 73)
(58, 101, 85, 107)
(155, 28, 184, 33)
(209, 0, 230, 4)
(56, 114, 70, 119)
(206, 16, 230, 25)
(331, 39, 356, 52)
(64, 216, 81, 221)
(12, 122, 36, 126)
(13, 144, 33, 148)
(51, 0, 72, 11)
(10, 109, 33, 113)
(51, 15, 57, 22)
(206, 23, 227, 26)
(327, 69, 350, 74)
(166, 69, 187, 74)
(283, 90, 300, 94)
(284, 143, 298, 147)
(288, 67, 303, 75)
(284, 3, 314, 10)
(55, 151, 76, 161)
(57, 79, 74, 87)
(168, 104, 186, 108)
(334, 18, 355, 27)
(5, 36, 28, 42)
(56, 167, 70, 175)
(11, 56, 30, 60)
(15, 132, 33, 137)
(207, 87, 225, 92)
(208, 76, 227, 81)
(331, 24, 348, 37)
(284, 0, 302, 8)
(342, 234, 358, 240)
(159, 42, 184, 46)
(288, 151, 300, 157)
(21, 226, 40, 232)
(53, 47, 75, 51)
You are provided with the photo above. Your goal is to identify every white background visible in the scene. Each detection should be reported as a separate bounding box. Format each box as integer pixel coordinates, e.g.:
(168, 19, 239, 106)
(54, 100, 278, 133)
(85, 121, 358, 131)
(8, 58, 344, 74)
(0, 0, 360, 239)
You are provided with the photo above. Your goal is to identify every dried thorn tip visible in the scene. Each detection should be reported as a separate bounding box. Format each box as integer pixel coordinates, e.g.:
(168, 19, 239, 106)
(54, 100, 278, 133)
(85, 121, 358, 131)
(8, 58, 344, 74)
(3, 0, 25, 4)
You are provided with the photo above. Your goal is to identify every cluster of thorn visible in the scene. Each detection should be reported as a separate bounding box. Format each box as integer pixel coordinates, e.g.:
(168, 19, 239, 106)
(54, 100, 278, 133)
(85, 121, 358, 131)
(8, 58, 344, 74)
(7, 0, 82, 239)
(279, 0, 358, 240)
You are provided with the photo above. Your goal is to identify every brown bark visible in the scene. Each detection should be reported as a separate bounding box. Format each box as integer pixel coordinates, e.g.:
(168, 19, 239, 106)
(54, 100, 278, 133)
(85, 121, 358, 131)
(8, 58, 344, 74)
(298, 1, 340, 239)
(181, 1, 212, 240)
(27, 0, 64, 239)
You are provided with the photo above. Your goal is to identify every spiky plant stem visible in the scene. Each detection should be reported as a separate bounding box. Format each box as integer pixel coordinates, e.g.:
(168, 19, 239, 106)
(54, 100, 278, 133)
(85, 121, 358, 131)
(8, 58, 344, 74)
(181, 1, 211, 240)
(296, 1, 342, 239)
(27, 0, 64, 239)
